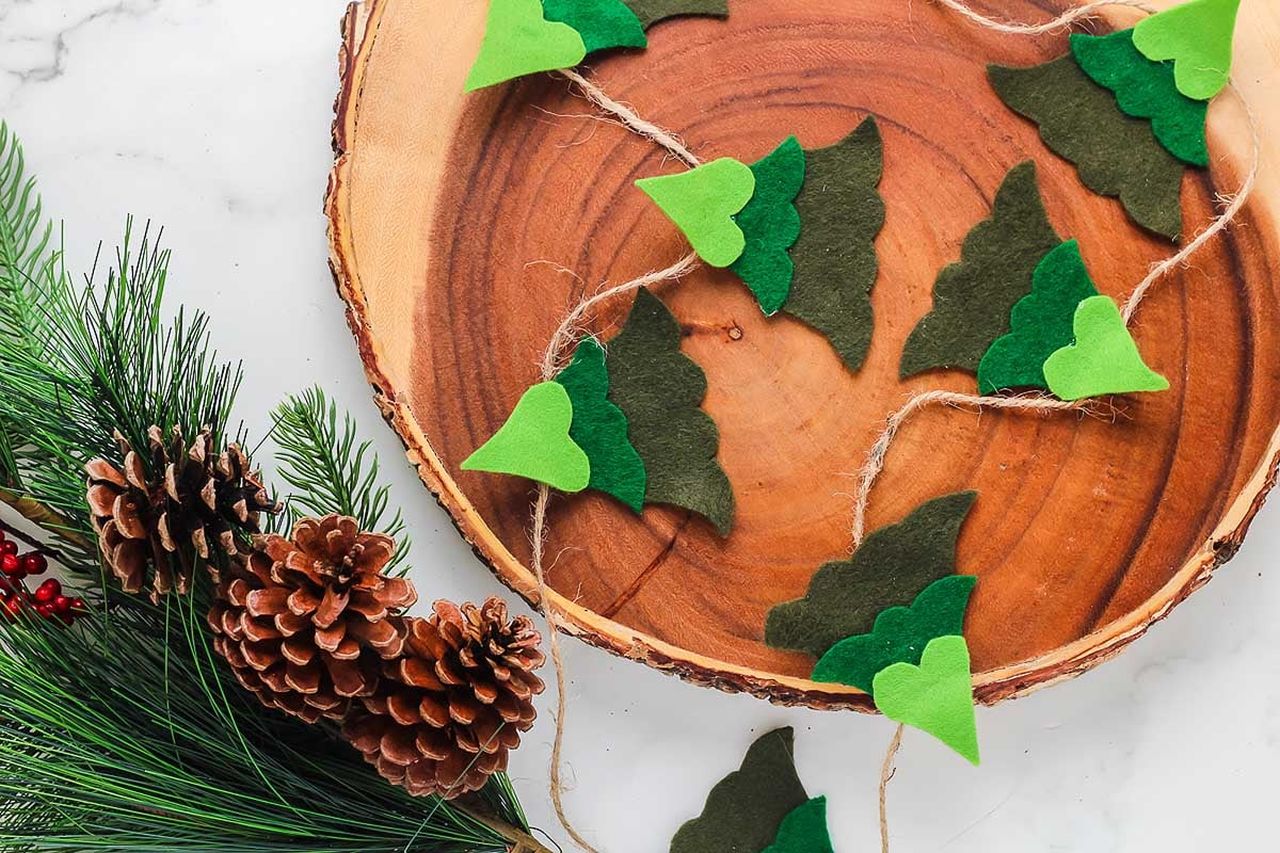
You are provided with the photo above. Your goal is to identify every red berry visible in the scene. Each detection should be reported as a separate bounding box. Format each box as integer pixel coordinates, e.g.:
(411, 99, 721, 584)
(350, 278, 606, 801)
(35, 603, 54, 618)
(0, 541, 17, 556)
(3, 596, 23, 618)
(0, 553, 23, 578)
(68, 597, 86, 612)
(33, 579, 60, 604)
(20, 553, 47, 575)
(53, 594, 71, 613)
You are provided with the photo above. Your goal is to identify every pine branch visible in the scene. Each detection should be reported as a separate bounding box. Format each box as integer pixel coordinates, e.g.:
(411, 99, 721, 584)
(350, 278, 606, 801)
(0, 219, 243, 536)
(0, 122, 56, 348)
(0, 589, 533, 852)
(271, 387, 410, 571)
(0, 126, 539, 853)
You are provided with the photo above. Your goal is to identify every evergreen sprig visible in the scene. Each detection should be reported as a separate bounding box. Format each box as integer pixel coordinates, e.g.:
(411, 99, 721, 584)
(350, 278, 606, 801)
(272, 387, 410, 571)
(0, 124, 543, 852)
(0, 590, 532, 852)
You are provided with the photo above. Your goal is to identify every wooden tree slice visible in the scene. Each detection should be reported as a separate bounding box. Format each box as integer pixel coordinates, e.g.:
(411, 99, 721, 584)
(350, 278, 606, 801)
(327, 0, 1280, 711)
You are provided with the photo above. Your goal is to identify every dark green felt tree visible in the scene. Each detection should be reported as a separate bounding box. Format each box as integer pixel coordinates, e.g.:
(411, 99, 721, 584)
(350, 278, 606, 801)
(811, 574, 977, 695)
(622, 0, 728, 29)
(784, 117, 885, 372)
(765, 491, 977, 659)
(606, 288, 734, 534)
(635, 119, 884, 371)
(670, 728, 809, 853)
(899, 162, 1059, 378)
(989, 25, 1210, 241)
(1071, 30, 1208, 167)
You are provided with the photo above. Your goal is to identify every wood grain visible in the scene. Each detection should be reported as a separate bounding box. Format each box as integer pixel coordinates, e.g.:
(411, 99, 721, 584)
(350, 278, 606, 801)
(327, 0, 1280, 710)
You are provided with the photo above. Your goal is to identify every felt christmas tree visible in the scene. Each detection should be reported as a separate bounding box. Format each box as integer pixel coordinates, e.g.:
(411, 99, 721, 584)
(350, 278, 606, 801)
(638, 118, 886, 370)
(466, 0, 727, 91)
(670, 728, 835, 853)
(776, 492, 983, 764)
(899, 166, 1170, 400)
(988, 0, 1241, 241)
(462, 288, 734, 534)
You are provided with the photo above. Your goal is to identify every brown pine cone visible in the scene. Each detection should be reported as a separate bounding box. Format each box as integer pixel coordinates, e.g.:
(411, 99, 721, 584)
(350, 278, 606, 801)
(344, 598, 545, 798)
(208, 514, 417, 723)
(85, 425, 279, 597)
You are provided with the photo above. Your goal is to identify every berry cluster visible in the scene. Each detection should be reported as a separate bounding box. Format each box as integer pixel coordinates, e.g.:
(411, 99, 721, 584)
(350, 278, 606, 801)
(0, 530, 84, 625)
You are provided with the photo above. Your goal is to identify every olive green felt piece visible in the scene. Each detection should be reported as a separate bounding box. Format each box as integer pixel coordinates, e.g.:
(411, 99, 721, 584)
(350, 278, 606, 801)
(760, 797, 835, 853)
(899, 162, 1059, 378)
(670, 727, 809, 853)
(783, 117, 885, 372)
(461, 381, 590, 492)
(731, 137, 806, 316)
(606, 289, 734, 534)
(623, 0, 728, 29)
(765, 491, 978, 659)
(636, 158, 756, 268)
(976, 240, 1100, 394)
(1133, 0, 1241, 101)
(555, 337, 646, 512)
(873, 635, 981, 766)
(1071, 30, 1209, 167)
(989, 58, 1185, 240)
(1042, 295, 1170, 400)
(812, 574, 977, 696)
(465, 0, 587, 92)
(542, 0, 647, 55)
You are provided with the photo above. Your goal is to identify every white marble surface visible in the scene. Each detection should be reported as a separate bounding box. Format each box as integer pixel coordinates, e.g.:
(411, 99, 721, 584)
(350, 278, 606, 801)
(6, 1, 1279, 850)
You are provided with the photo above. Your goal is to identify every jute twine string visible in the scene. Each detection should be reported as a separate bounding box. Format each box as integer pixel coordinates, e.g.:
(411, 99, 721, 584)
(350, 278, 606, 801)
(869, 4, 1262, 851)
(523, 9, 1260, 850)
(526, 252, 700, 853)
(492, 68, 709, 853)
(933, 0, 1156, 32)
(558, 68, 702, 168)
(879, 723, 906, 853)
(523, 94, 703, 850)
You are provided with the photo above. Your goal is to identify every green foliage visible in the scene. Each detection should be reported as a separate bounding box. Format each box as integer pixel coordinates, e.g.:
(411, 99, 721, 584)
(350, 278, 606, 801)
(0, 216, 242, 532)
(0, 123, 55, 355)
(271, 387, 410, 570)
(0, 126, 538, 852)
(0, 590, 531, 852)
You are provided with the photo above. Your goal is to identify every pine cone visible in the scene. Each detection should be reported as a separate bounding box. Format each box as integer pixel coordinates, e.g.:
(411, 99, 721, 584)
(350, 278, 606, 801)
(208, 514, 417, 723)
(344, 598, 545, 798)
(85, 425, 279, 596)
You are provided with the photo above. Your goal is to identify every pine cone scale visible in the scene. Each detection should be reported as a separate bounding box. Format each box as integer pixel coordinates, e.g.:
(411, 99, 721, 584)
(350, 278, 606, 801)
(86, 425, 279, 598)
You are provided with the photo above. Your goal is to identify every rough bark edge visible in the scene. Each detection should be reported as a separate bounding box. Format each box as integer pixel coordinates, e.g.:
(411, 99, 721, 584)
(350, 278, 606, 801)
(323, 0, 1280, 712)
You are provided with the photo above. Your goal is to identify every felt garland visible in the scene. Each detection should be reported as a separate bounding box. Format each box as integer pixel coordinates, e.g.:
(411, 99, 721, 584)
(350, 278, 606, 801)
(989, 1, 1242, 240)
(446, 0, 1260, 847)
(466, 0, 728, 91)
(639, 119, 886, 370)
